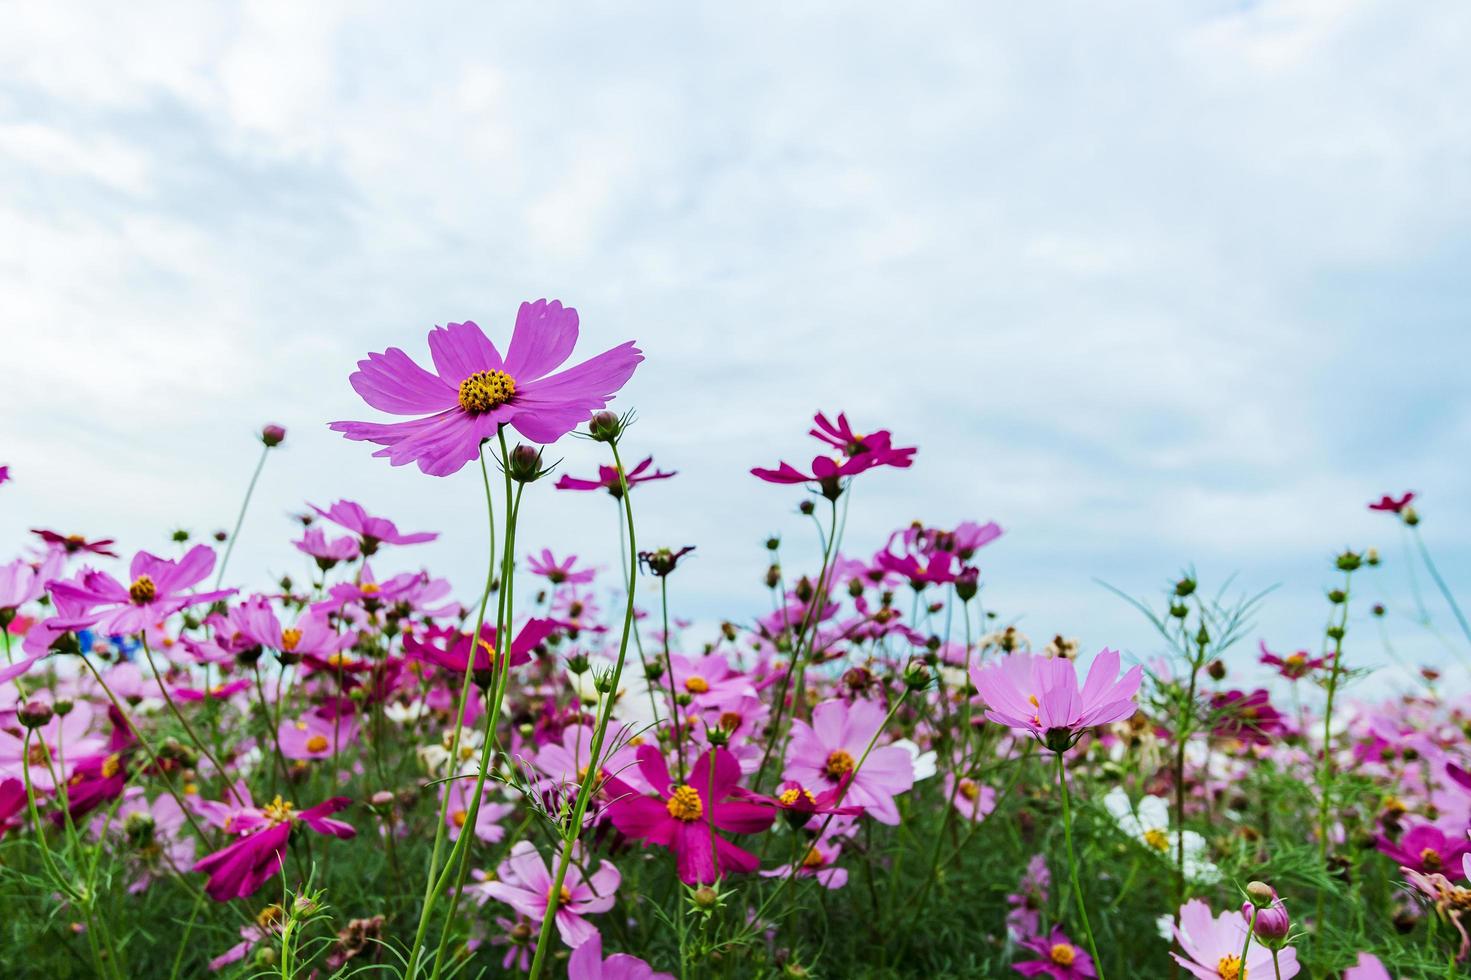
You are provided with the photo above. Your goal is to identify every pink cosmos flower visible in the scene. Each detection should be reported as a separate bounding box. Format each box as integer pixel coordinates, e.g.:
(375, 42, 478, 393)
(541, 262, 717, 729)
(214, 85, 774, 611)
(1014, 928, 1096, 979)
(606, 745, 774, 884)
(970, 649, 1142, 750)
(783, 698, 915, 825)
(1258, 641, 1330, 681)
(308, 500, 436, 553)
(807, 412, 917, 470)
(174, 678, 252, 703)
(293, 527, 361, 568)
(237, 598, 353, 661)
(568, 933, 674, 980)
(330, 301, 642, 475)
(278, 712, 359, 761)
(1171, 899, 1300, 980)
(527, 549, 597, 585)
(1006, 854, 1050, 940)
(31, 528, 119, 557)
(944, 773, 997, 822)
(0, 551, 62, 611)
(528, 723, 644, 817)
(474, 840, 619, 948)
(1209, 689, 1285, 746)
(48, 545, 234, 635)
(1344, 953, 1396, 980)
(1375, 823, 1471, 878)
(759, 815, 853, 889)
(192, 795, 354, 901)
(441, 779, 514, 843)
(0, 776, 25, 839)
(1369, 492, 1415, 513)
(402, 618, 558, 675)
(665, 652, 755, 705)
(555, 456, 675, 498)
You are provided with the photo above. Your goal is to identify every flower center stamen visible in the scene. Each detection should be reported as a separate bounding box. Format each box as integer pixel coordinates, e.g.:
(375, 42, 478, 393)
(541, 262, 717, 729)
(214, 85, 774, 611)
(958, 778, 980, 802)
(665, 784, 703, 822)
(1216, 954, 1244, 980)
(280, 628, 302, 652)
(306, 734, 330, 753)
(129, 575, 157, 604)
(458, 370, 517, 414)
(824, 749, 855, 780)
(262, 795, 297, 826)
(1050, 943, 1076, 966)
(1144, 828, 1171, 852)
(684, 675, 710, 694)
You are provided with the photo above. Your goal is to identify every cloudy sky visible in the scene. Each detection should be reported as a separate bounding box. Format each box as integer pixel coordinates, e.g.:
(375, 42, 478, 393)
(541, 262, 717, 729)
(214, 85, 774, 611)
(3, 1, 1469, 684)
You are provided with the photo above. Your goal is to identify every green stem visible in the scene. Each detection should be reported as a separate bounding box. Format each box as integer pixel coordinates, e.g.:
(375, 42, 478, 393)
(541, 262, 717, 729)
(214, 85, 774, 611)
(403, 444, 497, 980)
(215, 442, 270, 589)
(140, 636, 246, 807)
(660, 574, 686, 782)
(1414, 527, 1471, 650)
(1057, 750, 1105, 980)
(526, 438, 642, 980)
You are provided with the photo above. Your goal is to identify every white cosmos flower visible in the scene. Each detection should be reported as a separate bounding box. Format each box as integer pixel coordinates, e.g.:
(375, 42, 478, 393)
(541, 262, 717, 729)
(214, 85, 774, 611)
(893, 738, 937, 781)
(1102, 786, 1219, 883)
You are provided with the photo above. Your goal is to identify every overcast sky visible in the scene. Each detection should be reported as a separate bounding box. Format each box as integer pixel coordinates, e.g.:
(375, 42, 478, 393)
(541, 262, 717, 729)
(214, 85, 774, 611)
(3, 1, 1469, 687)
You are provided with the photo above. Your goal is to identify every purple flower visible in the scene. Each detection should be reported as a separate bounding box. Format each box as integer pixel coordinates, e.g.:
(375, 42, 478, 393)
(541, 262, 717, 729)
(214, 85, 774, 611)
(527, 549, 597, 585)
(782, 698, 914, 825)
(568, 933, 674, 980)
(1172, 899, 1299, 979)
(1014, 929, 1095, 978)
(556, 456, 675, 498)
(330, 301, 642, 475)
(293, 527, 361, 568)
(970, 649, 1142, 750)
(47, 545, 235, 636)
(192, 795, 354, 901)
(474, 840, 619, 948)
(308, 500, 436, 553)
(1376, 823, 1471, 878)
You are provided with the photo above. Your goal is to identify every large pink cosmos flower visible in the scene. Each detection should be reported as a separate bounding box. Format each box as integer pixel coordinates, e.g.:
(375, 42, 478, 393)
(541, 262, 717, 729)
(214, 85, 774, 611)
(192, 795, 354, 901)
(606, 746, 774, 884)
(47, 545, 234, 636)
(783, 698, 914, 825)
(1376, 823, 1471, 878)
(970, 649, 1142, 751)
(474, 840, 619, 948)
(555, 456, 675, 498)
(1171, 899, 1300, 979)
(568, 934, 674, 980)
(402, 618, 558, 675)
(1013, 928, 1096, 979)
(308, 500, 436, 552)
(330, 301, 642, 476)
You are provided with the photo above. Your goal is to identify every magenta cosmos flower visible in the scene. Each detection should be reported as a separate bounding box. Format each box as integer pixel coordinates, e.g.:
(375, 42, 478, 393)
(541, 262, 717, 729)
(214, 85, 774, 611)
(1014, 928, 1096, 979)
(555, 456, 675, 498)
(808, 411, 917, 469)
(1376, 823, 1471, 878)
(48, 545, 234, 635)
(970, 649, 1142, 751)
(476, 840, 619, 948)
(192, 795, 354, 901)
(330, 301, 642, 476)
(1369, 491, 1415, 514)
(32, 528, 119, 557)
(527, 549, 597, 585)
(308, 500, 436, 553)
(783, 698, 915, 825)
(1258, 641, 1330, 681)
(607, 745, 774, 884)
(568, 934, 674, 980)
(1171, 899, 1299, 979)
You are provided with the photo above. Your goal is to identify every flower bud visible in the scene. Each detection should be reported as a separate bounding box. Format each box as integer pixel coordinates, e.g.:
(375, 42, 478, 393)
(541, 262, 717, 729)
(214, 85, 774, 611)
(1206, 659, 1226, 681)
(1244, 881, 1276, 909)
(212, 529, 228, 543)
(260, 424, 287, 448)
(17, 700, 54, 729)
(507, 444, 545, 483)
(1174, 576, 1197, 598)
(903, 662, 931, 692)
(566, 653, 590, 675)
(1335, 550, 1363, 572)
(955, 567, 979, 602)
(765, 536, 780, 551)
(798, 500, 815, 516)
(369, 790, 395, 808)
(691, 885, 719, 909)
(587, 411, 621, 443)
(765, 565, 782, 589)
(1403, 506, 1419, 526)
(52, 698, 74, 717)
(1365, 548, 1380, 567)
(1242, 888, 1291, 946)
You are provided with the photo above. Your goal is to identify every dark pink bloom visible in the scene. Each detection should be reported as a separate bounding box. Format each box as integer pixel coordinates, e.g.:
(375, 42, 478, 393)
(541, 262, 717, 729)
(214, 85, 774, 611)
(1376, 823, 1471, 878)
(1369, 492, 1415, 513)
(0, 776, 25, 839)
(555, 456, 675, 498)
(807, 412, 917, 470)
(293, 527, 361, 568)
(402, 618, 557, 675)
(606, 746, 774, 884)
(971, 649, 1142, 750)
(527, 549, 597, 585)
(1258, 641, 1330, 680)
(782, 698, 914, 825)
(308, 500, 436, 553)
(568, 933, 674, 980)
(474, 840, 619, 948)
(1006, 854, 1050, 940)
(192, 795, 354, 901)
(875, 549, 957, 588)
(1013, 928, 1096, 978)
(0, 552, 62, 611)
(47, 545, 234, 635)
(1209, 689, 1285, 745)
(750, 452, 893, 492)
(330, 301, 642, 475)
(174, 678, 251, 703)
(31, 528, 119, 557)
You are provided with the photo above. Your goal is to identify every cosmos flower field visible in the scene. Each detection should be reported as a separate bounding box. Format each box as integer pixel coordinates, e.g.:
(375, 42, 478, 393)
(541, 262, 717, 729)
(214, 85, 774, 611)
(2, 301, 1469, 979)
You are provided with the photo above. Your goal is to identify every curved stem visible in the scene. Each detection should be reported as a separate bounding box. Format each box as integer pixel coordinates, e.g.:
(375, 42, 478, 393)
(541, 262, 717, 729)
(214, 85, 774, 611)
(1057, 750, 1105, 980)
(140, 636, 245, 807)
(215, 443, 270, 589)
(1414, 526, 1471, 651)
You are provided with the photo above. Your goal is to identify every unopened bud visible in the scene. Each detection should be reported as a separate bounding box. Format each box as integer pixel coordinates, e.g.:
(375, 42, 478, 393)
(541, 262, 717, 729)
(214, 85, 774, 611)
(1206, 659, 1226, 681)
(260, 424, 287, 448)
(18, 700, 54, 729)
(691, 885, 719, 909)
(587, 411, 621, 443)
(507, 444, 544, 483)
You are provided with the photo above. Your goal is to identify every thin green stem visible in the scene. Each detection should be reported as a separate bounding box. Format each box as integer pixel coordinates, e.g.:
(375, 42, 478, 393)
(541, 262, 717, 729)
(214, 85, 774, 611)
(1057, 750, 1105, 980)
(1414, 527, 1471, 650)
(215, 442, 270, 589)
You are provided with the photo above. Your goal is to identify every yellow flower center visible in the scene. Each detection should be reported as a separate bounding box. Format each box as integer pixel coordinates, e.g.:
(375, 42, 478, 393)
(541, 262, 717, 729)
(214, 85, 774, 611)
(684, 675, 710, 694)
(1421, 847, 1443, 870)
(451, 809, 467, 827)
(801, 847, 825, 869)
(128, 575, 157, 604)
(719, 711, 743, 731)
(779, 786, 817, 806)
(306, 734, 330, 753)
(1050, 943, 1076, 966)
(547, 885, 574, 906)
(665, 784, 703, 822)
(1285, 653, 1306, 669)
(458, 370, 517, 414)
(326, 652, 351, 668)
(101, 753, 122, 779)
(359, 582, 380, 594)
(824, 749, 855, 780)
(1217, 954, 1243, 980)
(281, 628, 302, 651)
(256, 904, 285, 929)
(1144, 828, 1171, 852)
(958, 779, 980, 802)
(262, 795, 296, 826)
